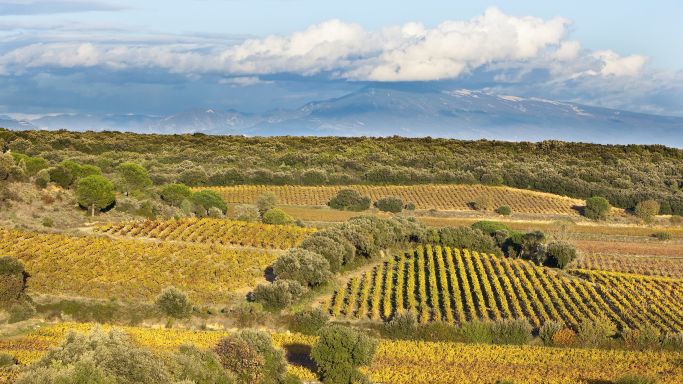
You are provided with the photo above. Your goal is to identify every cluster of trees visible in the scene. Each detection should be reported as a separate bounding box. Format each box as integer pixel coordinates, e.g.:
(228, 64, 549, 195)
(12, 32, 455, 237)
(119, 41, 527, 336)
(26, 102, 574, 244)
(584, 196, 671, 223)
(471, 221, 577, 269)
(3, 130, 681, 214)
(328, 189, 415, 213)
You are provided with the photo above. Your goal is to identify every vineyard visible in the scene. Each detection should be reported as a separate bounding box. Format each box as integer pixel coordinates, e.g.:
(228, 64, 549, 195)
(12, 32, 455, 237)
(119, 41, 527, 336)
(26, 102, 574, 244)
(1, 323, 682, 384)
(95, 218, 315, 249)
(0, 227, 277, 303)
(572, 253, 683, 278)
(326, 245, 683, 332)
(204, 184, 583, 214)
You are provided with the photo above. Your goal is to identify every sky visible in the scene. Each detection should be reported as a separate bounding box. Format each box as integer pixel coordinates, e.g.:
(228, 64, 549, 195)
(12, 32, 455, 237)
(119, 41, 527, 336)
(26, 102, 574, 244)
(0, 0, 681, 117)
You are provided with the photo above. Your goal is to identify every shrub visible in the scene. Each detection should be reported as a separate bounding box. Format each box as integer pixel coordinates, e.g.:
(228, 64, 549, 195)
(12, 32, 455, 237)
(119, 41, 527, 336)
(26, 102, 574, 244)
(459, 320, 493, 344)
(437, 227, 500, 255)
(374, 196, 404, 213)
(160, 183, 192, 206)
(545, 241, 577, 269)
(577, 318, 617, 347)
(34, 168, 50, 188)
(191, 190, 227, 215)
(0, 353, 17, 367)
(495, 206, 512, 216)
(662, 332, 683, 351)
(471, 196, 493, 211)
(251, 279, 307, 310)
(298, 236, 344, 273)
(289, 308, 330, 335)
(404, 202, 416, 211)
(272, 249, 332, 287)
(0, 256, 28, 304)
(155, 287, 192, 319)
(231, 330, 287, 384)
(172, 344, 236, 384)
(471, 221, 511, 236)
(613, 375, 658, 384)
(48, 165, 73, 188)
(232, 302, 266, 328)
(256, 192, 278, 215)
(634, 200, 660, 223)
(234, 204, 259, 221)
(311, 325, 377, 384)
(539, 320, 564, 346)
(19, 328, 172, 384)
(652, 231, 671, 241)
(584, 196, 611, 220)
(262, 208, 294, 225)
(490, 318, 532, 345)
(213, 337, 264, 384)
(416, 322, 460, 342)
(382, 312, 418, 340)
(328, 189, 371, 211)
(310, 229, 356, 266)
(8, 300, 36, 323)
(622, 325, 661, 350)
(207, 206, 224, 218)
(18, 358, 114, 384)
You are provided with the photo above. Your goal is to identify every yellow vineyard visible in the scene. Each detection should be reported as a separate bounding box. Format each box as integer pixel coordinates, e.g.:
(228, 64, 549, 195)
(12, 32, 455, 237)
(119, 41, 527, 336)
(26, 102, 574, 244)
(95, 218, 315, 249)
(327, 245, 683, 332)
(1, 323, 682, 384)
(0, 227, 277, 303)
(572, 253, 683, 279)
(204, 184, 583, 214)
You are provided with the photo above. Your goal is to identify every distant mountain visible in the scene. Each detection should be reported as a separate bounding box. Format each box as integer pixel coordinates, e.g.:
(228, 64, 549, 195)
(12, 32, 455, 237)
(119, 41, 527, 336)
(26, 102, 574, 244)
(3, 86, 683, 146)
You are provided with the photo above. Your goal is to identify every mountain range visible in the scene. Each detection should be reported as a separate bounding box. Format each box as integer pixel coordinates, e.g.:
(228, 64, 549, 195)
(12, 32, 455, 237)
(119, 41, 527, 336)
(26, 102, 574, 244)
(3, 85, 683, 146)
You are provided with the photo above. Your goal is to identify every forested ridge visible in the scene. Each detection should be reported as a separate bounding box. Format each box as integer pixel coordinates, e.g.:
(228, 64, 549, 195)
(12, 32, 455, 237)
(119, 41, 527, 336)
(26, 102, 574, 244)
(2, 129, 682, 213)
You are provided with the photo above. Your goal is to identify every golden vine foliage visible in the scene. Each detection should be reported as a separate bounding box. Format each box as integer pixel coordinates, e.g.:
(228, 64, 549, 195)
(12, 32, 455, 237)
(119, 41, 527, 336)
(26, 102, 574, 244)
(0, 227, 277, 303)
(1, 323, 682, 384)
(572, 253, 683, 278)
(328, 246, 683, 332)
(203, 184, 582, 214)
(96, 218, 315, 250)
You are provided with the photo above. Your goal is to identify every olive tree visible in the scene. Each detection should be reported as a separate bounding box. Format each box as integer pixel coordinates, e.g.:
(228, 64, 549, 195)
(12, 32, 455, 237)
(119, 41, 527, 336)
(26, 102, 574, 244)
(311, 325, 377, 384)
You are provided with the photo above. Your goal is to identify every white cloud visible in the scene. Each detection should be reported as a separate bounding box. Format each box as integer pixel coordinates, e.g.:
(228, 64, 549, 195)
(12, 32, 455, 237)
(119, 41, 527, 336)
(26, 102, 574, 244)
(0, 7, 651, 82)
(218, 76, 273, 86)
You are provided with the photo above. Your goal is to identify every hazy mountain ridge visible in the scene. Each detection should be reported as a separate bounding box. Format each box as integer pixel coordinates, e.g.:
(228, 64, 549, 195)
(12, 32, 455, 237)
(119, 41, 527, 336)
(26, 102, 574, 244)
(2, 87, 682, 145)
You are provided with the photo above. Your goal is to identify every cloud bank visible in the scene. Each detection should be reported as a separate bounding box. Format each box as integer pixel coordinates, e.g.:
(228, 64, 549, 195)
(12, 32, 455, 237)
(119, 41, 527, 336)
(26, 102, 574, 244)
(0, 7, 647, 82)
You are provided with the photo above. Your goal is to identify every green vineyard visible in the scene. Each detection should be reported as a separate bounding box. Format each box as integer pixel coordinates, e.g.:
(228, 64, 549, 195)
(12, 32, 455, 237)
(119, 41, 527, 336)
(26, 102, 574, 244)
(327, 245, 683, 332)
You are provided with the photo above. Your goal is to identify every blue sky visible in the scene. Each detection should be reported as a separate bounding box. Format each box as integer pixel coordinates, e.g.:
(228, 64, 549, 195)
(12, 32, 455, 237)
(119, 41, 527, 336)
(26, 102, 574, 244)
(0, 0, 681, 117)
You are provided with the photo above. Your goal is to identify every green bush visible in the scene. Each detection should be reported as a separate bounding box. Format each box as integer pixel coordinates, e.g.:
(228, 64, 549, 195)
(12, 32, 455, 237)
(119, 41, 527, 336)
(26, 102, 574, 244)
(172, 344, 236, 384)
(374, 196, 404, 213)
(416, 322, 460, 342)
(309, 229, 356, 266)
(262, 208, 294, 225)
(459, 320, 493, 344)
(8, 301, 36, 323)
(160, 183, 192, 206)
(289, 308, 330, 335)
(256, 192, 278, 215)
(34, 169, 50, 188)
(0, 256, 28, 304)
(634, 200, 660, 223)
(471, 196, 493, 211)
(251, 279, 307, 311)
(490, 318, 532, 345)
(495, 206, 512, 216)
(584, 196, 611, 220)
(155, 287, 192, 319)
(545, 241, 577, 269)
(437, 227, 501, 255)
(272, 249, 332, 287)
(311, 325, 377, 384)
(298, 236, 345, 273)
(327, 189, 371, 211)
(19, 328, 172, 384)
(652, 231, 672, 241)
(471, 221, 511, 236)
(382, 312, 418, 340)
(47, 165, 73, 188)
(232, 302, 266, 328)
(404, 202, 416, 211)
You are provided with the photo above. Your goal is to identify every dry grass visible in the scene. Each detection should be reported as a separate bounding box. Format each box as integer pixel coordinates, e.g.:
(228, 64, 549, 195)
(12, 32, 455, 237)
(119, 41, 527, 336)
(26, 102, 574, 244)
(204, 184, 584, 215)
